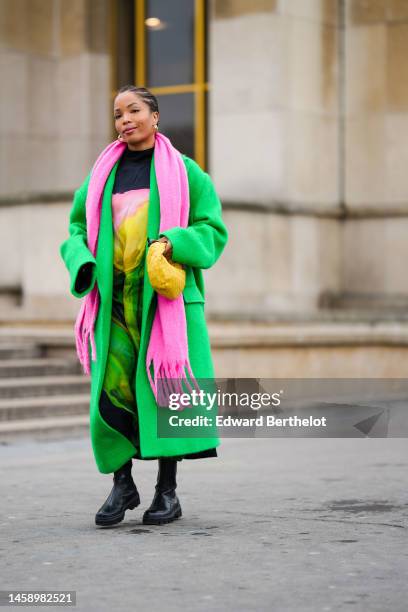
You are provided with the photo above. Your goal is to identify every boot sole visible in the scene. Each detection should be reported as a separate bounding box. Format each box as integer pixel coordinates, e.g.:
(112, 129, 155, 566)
(142, 507, 182, 525)
(95, 492, 141, 527)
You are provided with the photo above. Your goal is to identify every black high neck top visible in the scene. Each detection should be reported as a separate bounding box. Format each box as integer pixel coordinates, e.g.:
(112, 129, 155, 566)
(112, 145, 154, 194)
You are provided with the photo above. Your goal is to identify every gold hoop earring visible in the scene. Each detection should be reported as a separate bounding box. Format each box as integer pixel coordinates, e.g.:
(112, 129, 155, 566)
(117, 133, 122, 140)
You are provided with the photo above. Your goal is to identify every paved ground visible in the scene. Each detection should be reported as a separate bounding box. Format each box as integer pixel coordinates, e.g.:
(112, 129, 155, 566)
(0, 434, 407, 611)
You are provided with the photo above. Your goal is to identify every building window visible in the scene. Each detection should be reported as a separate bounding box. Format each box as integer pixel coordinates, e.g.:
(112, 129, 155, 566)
(110, 0, 208, 169)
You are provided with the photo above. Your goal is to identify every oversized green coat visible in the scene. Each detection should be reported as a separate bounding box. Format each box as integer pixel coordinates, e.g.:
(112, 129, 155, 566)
(59, 150, 228, 474)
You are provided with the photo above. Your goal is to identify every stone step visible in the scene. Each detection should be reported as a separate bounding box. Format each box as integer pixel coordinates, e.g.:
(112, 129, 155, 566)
(0, 375, 90, 399)
(0, 358, 81, 378)
(0, 394, 90, 422)
(0, 414, 89, 440)
(0, 342, 42, 360)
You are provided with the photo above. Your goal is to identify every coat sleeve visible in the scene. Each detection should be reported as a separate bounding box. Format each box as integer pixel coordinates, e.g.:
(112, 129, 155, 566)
(59, 172, 98, 299)
(158, 158, 228, 269)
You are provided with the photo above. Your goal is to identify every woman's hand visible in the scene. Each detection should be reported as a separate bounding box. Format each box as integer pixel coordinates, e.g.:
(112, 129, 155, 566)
(157, 236, 173, 260)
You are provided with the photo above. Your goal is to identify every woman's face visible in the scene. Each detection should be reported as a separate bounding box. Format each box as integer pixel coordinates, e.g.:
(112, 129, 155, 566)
(114, 91, 159, 150)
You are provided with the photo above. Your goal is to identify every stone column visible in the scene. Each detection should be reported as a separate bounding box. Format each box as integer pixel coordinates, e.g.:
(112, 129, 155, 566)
(342, 0, 408, 311)
(0, 0, 112, 319)
(208, 0, 341, 319)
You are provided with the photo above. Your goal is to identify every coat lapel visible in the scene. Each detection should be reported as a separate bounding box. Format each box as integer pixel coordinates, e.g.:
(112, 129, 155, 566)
(92, 160, 119, 404)
(140, 151, 160, 337)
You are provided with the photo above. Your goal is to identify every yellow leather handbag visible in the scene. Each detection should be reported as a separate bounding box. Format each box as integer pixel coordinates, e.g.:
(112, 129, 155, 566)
(146, 239, 186, 300)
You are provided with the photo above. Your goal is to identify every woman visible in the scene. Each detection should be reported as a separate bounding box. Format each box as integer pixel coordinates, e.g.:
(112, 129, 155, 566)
(59, 85, 228, 527)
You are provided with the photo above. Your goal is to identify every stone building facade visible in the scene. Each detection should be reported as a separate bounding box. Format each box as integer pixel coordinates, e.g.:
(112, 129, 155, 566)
(1, 0, 408, 376)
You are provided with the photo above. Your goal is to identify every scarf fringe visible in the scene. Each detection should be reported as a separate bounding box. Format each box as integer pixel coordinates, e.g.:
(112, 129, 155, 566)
(147, 356, 202, 409)
(74, 288, 99, 377)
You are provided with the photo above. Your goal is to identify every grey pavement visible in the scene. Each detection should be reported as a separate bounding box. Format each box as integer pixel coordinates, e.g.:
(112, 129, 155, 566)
(0, 435, 407, 612)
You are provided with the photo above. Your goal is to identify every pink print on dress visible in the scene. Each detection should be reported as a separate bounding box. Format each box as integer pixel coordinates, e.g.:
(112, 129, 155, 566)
(111, 188, 150, 232)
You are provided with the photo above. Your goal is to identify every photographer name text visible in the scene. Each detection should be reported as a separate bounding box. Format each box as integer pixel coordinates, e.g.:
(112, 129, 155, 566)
(166, 415, 327, 428)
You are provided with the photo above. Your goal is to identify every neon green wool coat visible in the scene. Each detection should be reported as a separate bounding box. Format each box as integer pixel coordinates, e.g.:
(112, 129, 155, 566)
(60, 151, 228, 474)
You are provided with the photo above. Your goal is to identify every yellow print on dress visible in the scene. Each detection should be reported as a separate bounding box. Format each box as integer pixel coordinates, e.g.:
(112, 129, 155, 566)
(111, 188, 149, 273)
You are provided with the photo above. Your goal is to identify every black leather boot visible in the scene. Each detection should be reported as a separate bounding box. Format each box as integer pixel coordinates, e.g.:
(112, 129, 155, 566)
(95, 459, 140, 526)
(142, 458, 182, 525)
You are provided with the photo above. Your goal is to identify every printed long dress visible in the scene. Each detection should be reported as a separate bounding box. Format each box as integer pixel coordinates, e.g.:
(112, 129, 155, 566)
(97, 145, 151, 460)
(97, 144, 217, 462)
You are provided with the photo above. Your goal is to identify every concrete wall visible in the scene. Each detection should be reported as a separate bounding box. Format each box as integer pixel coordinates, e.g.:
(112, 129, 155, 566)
(0, 0, 111, 196)
(0, 0, 111, 318)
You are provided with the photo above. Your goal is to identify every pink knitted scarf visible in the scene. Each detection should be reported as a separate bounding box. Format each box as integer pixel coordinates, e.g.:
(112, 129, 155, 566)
(74, 132, 200, 406)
